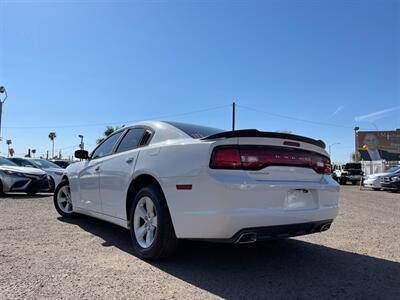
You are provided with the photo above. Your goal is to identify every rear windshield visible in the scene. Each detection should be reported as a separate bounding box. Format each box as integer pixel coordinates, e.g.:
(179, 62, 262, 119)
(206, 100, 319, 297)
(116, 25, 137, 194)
(345, 163, 361, 170)
(164, 121, 224, 139)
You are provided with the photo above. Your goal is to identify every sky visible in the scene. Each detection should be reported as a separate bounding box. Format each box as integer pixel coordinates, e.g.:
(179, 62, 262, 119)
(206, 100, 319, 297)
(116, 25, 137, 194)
(0, 0, 399, 163)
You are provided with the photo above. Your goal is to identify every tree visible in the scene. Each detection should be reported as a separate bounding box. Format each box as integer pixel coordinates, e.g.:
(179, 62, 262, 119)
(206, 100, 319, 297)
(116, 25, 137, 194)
(351, 152, 361, 162)
(275, 130, 293, 134)
(48, 132, 56, 158)
(97, 126, 120, 144)
(32, 149, 36, 158)
(6, 139, 12, 157)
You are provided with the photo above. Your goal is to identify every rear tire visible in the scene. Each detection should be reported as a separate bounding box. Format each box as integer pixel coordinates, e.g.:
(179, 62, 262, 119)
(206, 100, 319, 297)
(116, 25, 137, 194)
(129, 184, 178, 260)
(54, 180, 76, 218)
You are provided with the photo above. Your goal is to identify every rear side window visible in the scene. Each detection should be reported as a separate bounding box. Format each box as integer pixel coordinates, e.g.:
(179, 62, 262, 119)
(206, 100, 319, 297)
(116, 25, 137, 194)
(92, 131, 124, 159)
(116, 128, 146, 153)
(164, 121, 223, 138)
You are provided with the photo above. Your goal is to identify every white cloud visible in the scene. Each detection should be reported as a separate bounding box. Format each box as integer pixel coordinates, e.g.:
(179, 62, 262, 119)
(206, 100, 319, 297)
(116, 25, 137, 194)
(355, 106, 400, 122)
(329, 105, 345, 119)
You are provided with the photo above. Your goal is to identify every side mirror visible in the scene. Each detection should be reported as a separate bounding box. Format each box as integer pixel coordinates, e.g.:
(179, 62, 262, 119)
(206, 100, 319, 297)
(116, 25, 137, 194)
(74, 150, 89, 160)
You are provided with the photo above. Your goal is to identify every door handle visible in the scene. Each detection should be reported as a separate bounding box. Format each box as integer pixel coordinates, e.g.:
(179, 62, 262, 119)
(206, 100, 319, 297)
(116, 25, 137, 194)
(94, 166, 100, 171)
(125, 157, 134, 164)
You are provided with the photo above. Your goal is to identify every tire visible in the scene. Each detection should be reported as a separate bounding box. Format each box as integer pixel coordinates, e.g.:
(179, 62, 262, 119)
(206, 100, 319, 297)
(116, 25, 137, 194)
(129, 184, 178, 260)
(53, 180, 76, 218)
(351, 181, 359, 185)
(372, 188, 381, 191)
(0, 180, 4, 197)
(339, 178, 346, 185)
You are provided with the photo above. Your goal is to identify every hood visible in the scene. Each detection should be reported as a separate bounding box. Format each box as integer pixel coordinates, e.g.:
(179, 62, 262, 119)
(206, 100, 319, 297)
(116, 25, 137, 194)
(43, 167, 65, 174)
(0, 165, 47, 176)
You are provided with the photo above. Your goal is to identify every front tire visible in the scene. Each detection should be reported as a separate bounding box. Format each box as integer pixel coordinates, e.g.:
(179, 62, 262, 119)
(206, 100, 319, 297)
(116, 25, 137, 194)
(129, 184, 178, 260)
(0, 180, 4, 197)
(54, 180, 75, 218)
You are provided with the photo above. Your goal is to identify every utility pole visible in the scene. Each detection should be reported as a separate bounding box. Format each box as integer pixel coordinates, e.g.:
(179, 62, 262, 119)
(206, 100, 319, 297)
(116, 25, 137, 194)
(329, 142, 340, 157)
(0, 86, 8, 141)
(232, 102, 236, 131)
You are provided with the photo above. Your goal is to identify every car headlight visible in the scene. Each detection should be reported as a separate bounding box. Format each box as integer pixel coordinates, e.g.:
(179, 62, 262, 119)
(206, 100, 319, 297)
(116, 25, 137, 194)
(2, 170, 26, 177)
(392, 176, 400, 182)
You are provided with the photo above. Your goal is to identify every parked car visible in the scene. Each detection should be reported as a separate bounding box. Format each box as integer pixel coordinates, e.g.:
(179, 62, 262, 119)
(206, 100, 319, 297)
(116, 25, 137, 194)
(334, 163, 363, 185)
(363, 166, 400, 190)
(381, 172, 400, 192)
(50, 160, 74, 169)
(0, 156, 50, 195)
(53, 121, 339, 260)
(9, 158, 64, 191)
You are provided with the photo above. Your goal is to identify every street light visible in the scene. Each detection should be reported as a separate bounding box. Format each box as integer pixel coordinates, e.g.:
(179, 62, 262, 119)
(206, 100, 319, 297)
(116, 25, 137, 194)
(329, 142, 340, 156)
(354, 126, 360, 155)
(0, 86, 8, 140)
(78, 135, 84, 150)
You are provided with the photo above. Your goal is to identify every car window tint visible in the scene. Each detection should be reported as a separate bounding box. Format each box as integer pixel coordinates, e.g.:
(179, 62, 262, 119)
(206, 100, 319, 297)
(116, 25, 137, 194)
(92, 131, 123, 159)
(116, 128, 146, 153)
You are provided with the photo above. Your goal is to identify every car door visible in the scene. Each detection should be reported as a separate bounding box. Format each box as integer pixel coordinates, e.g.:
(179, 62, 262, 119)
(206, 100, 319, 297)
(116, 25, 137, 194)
(99, 128, 149, 219)
(78, 131, 124, 212)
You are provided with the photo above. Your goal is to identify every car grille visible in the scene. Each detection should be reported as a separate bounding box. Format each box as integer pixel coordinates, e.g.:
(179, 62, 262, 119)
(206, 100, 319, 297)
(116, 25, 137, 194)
(382, 177, 390, 183)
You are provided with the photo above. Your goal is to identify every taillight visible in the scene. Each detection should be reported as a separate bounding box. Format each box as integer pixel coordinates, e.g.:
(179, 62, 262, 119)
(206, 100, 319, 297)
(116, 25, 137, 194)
(210, 146, 331, 174)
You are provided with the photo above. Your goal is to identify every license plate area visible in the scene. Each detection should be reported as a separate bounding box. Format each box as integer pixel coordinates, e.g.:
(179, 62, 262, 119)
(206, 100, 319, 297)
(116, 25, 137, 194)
(285, 189, 318, 210)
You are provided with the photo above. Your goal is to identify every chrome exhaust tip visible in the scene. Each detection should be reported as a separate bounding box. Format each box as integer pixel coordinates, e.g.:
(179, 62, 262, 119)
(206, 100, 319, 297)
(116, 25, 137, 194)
(320, 223, 331, 232)
(236, 232, 257, 244)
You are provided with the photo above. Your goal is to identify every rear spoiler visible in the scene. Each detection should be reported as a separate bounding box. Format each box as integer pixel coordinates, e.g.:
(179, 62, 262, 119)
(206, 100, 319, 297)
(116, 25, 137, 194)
(202, 129, 326, 149)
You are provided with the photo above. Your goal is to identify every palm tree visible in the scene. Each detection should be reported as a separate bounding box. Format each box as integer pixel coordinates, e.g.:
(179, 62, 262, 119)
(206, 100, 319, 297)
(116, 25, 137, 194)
(48, 132, 56, 158)
(97, 126, 120, 144)
(6, 139, 12, 157)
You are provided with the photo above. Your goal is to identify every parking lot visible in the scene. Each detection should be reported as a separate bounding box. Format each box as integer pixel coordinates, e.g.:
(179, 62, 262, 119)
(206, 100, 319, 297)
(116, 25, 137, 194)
(0, 186, 399, 299)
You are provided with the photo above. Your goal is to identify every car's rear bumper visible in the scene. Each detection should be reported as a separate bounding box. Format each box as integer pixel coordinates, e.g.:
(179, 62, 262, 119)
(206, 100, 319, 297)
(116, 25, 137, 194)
(194, 219, 334, 243)
(162, 171, 339, 239)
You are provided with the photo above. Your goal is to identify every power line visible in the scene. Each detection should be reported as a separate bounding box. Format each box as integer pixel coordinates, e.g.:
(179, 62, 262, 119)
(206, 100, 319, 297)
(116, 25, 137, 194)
(236, 104, 355, 129)
(3, 104, 231, 130)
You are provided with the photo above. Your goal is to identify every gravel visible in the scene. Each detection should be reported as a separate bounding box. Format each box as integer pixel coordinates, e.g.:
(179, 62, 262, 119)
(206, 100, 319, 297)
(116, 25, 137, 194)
(0, 186, 399, 299)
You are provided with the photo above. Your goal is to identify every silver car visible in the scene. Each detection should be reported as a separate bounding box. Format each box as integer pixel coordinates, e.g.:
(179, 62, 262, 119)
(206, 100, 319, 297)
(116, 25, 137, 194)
(0, 157, 50, 196)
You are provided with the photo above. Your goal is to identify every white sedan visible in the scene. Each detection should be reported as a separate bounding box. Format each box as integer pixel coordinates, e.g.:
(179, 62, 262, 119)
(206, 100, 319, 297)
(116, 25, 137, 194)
(9, 158, 65, 191)
(54, 121, 339, 260)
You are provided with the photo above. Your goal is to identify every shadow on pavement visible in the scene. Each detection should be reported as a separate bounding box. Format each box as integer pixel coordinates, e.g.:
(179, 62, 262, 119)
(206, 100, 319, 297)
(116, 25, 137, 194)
(59, 216, 400, 299)
(2, 193, 52, 199)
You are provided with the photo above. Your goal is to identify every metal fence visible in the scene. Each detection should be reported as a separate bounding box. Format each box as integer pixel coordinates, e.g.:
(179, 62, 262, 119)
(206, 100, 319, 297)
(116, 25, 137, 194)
(361, 160, 400, 175)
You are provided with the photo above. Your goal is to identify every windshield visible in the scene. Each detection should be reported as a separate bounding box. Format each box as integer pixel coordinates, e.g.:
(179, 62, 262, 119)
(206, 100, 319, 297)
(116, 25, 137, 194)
(345, 163, 361, 170)
(387, 166, 400, 173)
(30, 159, 62, 169)
(164, 121, 224, 139)
(0, 157, 18, 167)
